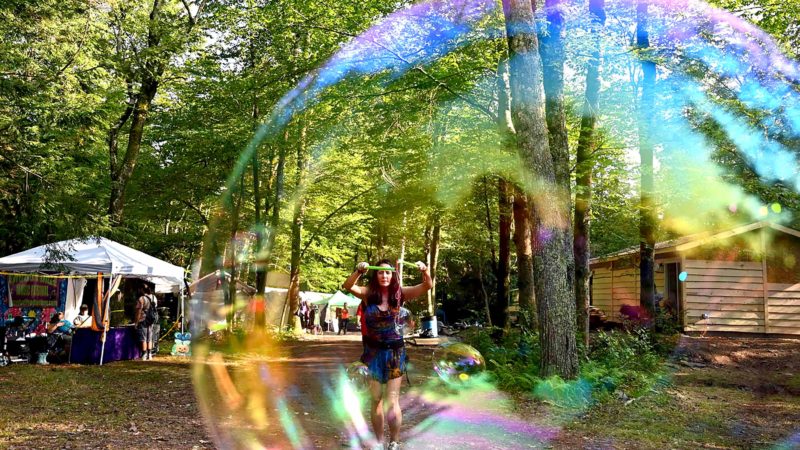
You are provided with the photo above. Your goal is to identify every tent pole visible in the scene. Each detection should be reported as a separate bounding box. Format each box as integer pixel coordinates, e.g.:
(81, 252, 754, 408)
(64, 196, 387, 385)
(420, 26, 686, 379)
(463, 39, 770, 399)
(99, 273, 108, 366)
(180, 289, 185, 335)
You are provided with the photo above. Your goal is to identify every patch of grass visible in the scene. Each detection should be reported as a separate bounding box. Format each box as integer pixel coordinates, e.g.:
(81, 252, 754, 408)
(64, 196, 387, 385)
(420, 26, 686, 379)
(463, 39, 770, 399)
(0, 358, 208, 449)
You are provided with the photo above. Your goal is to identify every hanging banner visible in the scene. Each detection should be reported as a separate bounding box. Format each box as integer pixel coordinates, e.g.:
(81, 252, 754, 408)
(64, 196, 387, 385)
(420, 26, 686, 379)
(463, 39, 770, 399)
(8, 275, 61, 308)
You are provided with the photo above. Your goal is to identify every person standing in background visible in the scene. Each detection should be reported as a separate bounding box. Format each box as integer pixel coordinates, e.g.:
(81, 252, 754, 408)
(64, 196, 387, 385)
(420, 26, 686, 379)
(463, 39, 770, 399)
(135, 286, 154, 361)
(338, 302, 350, 335)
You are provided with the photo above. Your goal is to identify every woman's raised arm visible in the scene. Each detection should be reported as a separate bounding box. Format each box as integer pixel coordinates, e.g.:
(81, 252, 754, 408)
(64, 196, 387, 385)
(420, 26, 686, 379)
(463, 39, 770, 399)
(401, 262, 433, 300)
(342, 262, 369, 300)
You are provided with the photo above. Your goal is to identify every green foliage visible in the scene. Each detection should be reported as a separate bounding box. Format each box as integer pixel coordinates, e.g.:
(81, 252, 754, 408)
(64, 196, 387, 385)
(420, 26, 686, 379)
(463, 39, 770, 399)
(582, 329, 666, 399)
(460, 328, 542, 391)
(462, 327, 670, 405)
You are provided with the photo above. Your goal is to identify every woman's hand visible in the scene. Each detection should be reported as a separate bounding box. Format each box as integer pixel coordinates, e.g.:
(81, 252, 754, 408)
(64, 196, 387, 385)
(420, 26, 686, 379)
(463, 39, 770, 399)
(356, 262, 368, 273)
(415, 261, 428, 273)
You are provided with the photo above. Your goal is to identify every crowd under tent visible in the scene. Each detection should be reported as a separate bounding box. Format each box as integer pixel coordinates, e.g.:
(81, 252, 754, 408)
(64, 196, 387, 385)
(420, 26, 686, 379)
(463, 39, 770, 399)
(590, 221, 800, 335)
(0, 237, 186, 363)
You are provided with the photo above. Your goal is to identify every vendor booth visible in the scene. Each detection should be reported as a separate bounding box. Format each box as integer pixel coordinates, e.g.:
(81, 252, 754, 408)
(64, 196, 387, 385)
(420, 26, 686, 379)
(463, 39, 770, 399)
(0, 237, 185, 364)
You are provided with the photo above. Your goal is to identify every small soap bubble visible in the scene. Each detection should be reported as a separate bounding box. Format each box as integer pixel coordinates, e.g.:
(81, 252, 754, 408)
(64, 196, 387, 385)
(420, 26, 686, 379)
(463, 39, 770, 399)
(771, 203, 782, 214)
(759, 206, 769, 217)
(678, 271, 688, 282)
(346, 361, 371, 391)
(728, 203, 737, 213)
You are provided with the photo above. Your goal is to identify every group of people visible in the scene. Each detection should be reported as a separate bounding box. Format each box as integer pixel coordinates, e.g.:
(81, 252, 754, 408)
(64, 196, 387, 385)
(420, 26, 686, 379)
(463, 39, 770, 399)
(297, 300, 322, 334)
(341, 259, 432, 450)
(296, 299, 355, 335)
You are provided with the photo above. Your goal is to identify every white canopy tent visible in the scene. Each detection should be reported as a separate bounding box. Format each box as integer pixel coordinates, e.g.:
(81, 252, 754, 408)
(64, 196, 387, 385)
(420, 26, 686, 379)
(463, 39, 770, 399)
(0, 237, 186, 364)
(0, 237, 184, 293)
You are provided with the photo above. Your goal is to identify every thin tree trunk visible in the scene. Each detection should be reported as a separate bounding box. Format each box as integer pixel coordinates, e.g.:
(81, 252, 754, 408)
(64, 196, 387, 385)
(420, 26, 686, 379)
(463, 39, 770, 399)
(478, 262, 493, 327)
(423, 215, 440, 314)
(264, 131, 288, 277)
(287, 124, 307, 331)
(496, 178, 511, 329)
(399, 211, 407, 284)
(574, 0, 605, 346)
(637, 0, 657, 322)
(227, 174, 245, 331)
(502, 0, 578, 378)
(429, 214, 441, 316)
(482, 176, 498, 275)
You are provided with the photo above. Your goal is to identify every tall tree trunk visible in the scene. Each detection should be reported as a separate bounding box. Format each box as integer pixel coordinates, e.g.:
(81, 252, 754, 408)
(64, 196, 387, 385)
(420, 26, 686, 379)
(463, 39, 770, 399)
(574, 0, 605, 346)
(264, 131, 288, 277)
(251, 89, 268, 328)
(287, 124, 307, 331)
(540, 0, 576, 321)
(107, 0, 202, 224)
(496, 59, 514, 331)
(109, 0, 164, 224)
(513, 188, 536, 328)
(109, 77, 159, 223)
(637, 0, 657, 322)
(502, 0, 578, 378)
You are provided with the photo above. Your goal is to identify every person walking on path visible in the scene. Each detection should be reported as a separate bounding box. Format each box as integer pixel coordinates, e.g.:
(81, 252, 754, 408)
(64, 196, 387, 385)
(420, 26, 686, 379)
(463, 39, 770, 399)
(338, 302, 350, 335)
(342, 259, 432, 450)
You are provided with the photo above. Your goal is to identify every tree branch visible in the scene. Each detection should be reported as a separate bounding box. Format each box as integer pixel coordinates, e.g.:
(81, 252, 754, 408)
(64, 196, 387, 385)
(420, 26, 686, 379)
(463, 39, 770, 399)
(290, 10, 497, 122)
(298, 185, 377, 262)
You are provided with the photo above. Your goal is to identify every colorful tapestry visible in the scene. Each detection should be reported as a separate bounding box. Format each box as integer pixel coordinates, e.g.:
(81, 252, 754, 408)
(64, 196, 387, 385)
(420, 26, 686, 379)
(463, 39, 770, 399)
(1, 275, 67, 334)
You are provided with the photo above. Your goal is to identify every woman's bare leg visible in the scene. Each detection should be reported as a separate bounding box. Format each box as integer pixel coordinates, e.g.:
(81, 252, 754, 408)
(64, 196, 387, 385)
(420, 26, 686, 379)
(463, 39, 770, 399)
(386, 376, 403, 443)
(368, 379, 385, 445)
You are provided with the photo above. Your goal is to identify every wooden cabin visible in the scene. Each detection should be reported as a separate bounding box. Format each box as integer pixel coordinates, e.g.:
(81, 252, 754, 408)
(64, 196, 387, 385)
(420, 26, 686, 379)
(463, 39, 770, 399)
(589, 221, 800, 335)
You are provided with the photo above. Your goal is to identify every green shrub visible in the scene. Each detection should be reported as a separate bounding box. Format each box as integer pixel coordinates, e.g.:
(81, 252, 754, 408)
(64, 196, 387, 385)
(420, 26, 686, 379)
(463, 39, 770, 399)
(461, 328, 541, 391)
(459, 327, 669, 404)
(583, 328, 666, 398)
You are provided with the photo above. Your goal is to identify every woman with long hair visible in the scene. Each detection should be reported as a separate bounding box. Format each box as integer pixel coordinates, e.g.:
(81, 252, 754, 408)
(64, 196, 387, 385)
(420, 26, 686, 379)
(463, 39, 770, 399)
(342, 259, 432, 450)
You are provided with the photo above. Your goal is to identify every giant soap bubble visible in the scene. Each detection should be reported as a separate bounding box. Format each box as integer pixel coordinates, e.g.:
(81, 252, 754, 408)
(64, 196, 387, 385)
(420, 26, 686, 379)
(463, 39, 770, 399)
(189, 0, 800, 447)
(432, 342, 486, 385)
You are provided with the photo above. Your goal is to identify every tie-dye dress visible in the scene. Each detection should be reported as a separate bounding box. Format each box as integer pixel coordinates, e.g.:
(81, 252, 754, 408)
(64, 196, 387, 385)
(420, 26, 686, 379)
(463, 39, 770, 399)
(360, 303, 411, 383)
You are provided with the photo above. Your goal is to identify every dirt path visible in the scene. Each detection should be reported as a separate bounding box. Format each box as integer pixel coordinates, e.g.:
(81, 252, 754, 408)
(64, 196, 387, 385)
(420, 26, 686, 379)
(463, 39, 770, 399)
(198, 334, 559, 449)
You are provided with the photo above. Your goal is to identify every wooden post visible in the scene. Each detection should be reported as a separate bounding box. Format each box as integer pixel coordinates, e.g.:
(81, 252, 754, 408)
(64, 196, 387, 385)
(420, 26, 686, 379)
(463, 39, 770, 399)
(680, 256, 686, 329)
(761, 227, 770, 334)
(608, 261, 616, 320)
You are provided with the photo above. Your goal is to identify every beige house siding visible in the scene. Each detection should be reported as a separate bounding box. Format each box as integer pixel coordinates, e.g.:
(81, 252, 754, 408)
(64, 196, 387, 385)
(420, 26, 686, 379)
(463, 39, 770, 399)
(683, 260, 765, 333)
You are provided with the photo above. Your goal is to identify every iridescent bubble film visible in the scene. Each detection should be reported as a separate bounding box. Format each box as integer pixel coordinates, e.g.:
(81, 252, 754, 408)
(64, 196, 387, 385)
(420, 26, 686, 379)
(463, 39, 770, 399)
(432, 343, 486, 385)
(190, 0, 800, 447)
(346, 360, 371, 392)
